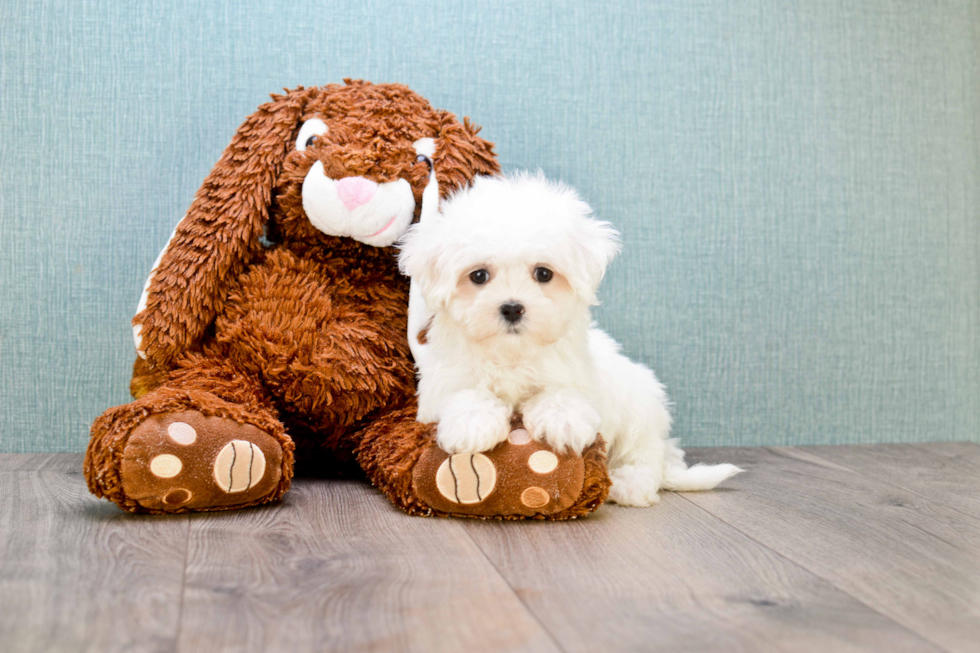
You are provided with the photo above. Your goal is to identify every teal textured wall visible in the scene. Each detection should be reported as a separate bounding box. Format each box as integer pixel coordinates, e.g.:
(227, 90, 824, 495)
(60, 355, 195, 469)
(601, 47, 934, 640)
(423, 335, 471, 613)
(1, 0, 978, 452)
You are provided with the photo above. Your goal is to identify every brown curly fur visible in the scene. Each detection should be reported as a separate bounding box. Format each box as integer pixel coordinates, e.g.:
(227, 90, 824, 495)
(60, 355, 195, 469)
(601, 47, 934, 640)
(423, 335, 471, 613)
(88, 354, 296, 513)
(85, 80, 611, 518)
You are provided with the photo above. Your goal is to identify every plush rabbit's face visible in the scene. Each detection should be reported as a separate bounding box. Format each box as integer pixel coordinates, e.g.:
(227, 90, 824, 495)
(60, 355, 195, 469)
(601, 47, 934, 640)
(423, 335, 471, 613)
(272, 84, 460, 248)
(131, 81, 498, 368)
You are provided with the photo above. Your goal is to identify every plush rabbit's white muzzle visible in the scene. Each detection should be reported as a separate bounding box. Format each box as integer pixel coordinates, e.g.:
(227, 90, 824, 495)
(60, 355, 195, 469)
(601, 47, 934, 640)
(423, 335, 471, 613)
(301, 138, 437, 248)
(302, 163, 414, 247)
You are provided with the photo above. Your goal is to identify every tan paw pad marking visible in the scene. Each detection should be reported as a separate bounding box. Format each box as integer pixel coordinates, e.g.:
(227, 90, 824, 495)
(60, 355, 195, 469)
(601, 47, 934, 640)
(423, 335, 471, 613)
(163, 488, 192, 505)
(521, 486, 550, 509)
(167, 421, 197, 445)
(214, 440, 267, 493)
(528, 450, 559, 474)
(149, 454, 182, 478)
(508, 428, 531, 445)
(435, 453, 497, 504)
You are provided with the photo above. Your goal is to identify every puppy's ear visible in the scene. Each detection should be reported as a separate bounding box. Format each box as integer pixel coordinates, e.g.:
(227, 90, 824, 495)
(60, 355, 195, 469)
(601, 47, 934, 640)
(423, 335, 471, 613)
(133, 87, 312, 369)
(574, 216, 622, 299)
(398, 223, 458, 311)
(431, 111, 499, 197)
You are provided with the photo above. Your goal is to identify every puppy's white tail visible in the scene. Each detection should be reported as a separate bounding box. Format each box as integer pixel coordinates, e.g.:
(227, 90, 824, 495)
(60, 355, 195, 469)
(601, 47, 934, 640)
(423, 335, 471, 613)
(661, 439, 743, 492)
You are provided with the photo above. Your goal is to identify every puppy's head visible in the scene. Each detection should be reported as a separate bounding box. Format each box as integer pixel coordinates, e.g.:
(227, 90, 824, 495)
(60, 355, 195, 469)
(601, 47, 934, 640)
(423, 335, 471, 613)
(399, 172, 621, 349)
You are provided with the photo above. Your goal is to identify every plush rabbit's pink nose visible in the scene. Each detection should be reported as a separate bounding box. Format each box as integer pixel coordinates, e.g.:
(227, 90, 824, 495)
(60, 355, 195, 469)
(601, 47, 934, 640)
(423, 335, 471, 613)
(336, 176, 378, 211)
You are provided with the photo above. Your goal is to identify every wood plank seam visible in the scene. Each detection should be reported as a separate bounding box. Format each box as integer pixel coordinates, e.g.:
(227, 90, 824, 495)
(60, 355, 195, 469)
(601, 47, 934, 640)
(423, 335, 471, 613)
(173, 514, 192, 653)
(0, 465, 191, 652)
(461, 527, 569, 653)
(673, 486, 955, 653)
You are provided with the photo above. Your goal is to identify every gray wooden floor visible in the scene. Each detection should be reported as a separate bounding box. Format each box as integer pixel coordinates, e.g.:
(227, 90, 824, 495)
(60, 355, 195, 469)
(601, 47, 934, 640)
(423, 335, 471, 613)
(2, 443, 979, 653)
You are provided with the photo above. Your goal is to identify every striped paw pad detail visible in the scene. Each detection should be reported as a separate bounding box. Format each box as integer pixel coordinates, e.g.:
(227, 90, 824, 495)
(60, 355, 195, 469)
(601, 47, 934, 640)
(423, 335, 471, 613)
(120, 411, 284, 512)
(435, 453, 497, 504)
(413, 423, 597, 518)
(213, 440, 267, 493)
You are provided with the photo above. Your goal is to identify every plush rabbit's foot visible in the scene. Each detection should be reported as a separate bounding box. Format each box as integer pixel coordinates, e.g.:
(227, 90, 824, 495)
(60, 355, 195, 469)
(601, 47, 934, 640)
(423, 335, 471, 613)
(412, 425, 611, 520)
(118, 411, 286, 513)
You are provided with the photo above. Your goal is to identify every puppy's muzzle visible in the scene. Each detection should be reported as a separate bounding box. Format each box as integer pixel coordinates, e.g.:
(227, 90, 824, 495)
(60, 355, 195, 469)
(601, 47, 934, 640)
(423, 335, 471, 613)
(500, 302, 525, 324)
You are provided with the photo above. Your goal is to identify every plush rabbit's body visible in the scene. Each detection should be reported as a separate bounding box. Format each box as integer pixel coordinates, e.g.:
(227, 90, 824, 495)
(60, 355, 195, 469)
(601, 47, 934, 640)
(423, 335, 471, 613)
(214, 242, 413, 440)
(85, 81, 611, 518)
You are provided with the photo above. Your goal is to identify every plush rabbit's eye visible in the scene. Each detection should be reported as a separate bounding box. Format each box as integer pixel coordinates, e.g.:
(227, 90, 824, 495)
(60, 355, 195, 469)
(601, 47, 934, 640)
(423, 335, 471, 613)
(469, 269, 490, 285)
(533, 267, 553, 283)
(296, 118, 328, 152)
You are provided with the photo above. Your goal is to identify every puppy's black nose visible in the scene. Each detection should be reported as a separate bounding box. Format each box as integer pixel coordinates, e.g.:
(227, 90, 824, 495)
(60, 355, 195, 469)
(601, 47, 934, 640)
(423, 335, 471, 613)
(500, 302, 525, 324)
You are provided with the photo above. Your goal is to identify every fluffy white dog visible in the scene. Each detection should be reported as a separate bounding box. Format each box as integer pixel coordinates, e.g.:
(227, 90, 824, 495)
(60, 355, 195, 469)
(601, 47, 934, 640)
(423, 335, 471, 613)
(399, 172, 741, 506)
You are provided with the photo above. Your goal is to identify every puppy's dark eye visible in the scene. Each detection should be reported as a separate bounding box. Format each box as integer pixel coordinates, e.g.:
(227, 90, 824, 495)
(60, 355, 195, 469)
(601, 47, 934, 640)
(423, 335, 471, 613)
(469, 269, 490, 285)
(305, 135, 318, 148)
(416, 153, 433, 172)
(533, 267, 553, 283)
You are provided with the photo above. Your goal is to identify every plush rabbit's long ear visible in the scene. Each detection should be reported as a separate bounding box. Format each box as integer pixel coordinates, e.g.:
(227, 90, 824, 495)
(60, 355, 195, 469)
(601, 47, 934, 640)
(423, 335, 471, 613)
(133, 88, 310, 369)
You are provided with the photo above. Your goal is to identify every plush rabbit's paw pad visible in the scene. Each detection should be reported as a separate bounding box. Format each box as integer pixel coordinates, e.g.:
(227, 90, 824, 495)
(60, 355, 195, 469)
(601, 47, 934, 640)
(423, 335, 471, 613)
(414, 426, 595, 518)
(119, 411, 283, 512)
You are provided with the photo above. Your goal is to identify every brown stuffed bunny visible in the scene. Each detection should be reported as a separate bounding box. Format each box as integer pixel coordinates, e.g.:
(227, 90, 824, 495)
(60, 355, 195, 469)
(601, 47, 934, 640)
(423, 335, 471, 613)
(84, 80, 610, 518)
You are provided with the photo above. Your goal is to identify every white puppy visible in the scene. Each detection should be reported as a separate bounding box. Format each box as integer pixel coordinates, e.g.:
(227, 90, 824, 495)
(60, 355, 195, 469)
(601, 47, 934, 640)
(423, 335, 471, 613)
(399, 172, 741, 506)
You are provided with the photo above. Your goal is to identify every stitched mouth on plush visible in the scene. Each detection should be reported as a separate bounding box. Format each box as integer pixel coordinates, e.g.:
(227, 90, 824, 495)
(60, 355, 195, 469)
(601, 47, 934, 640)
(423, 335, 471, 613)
(301, 161, 416, 248)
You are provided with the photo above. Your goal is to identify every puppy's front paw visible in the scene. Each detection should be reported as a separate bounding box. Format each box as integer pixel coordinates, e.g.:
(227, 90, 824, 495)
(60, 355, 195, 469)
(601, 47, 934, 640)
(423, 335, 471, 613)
(523, 389, 600, 455)
(436, 390, 512, 454)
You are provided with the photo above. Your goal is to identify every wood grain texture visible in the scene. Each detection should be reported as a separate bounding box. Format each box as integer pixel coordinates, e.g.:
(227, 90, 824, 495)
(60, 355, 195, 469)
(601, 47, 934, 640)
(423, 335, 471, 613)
(175, 478, 559, 653)
(461, 493, 942, 653)
(4, 447, 980, 653)
(683, 446, 980, 653)
(799, 442, 980, 519)
(0, 465, 188, 653)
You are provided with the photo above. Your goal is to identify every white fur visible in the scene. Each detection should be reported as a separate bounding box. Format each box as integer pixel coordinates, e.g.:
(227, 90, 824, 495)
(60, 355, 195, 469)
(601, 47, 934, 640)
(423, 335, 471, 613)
(399, 172, 742, 507)
(523, 387, 602, 455)
(435, 388, 513, 453)
(407, 138, 440, 371)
